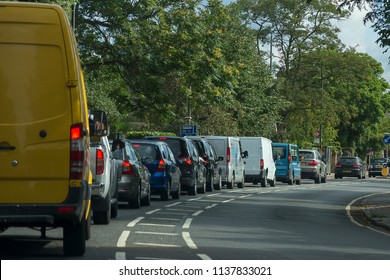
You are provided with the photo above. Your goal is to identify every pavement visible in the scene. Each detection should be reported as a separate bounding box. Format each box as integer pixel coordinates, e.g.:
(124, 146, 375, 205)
(358, 190, 390, 232)
(325, 173, 390, 232)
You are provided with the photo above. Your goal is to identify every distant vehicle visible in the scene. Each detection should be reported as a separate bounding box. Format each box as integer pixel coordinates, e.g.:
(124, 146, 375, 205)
(145, 136, 206, 195)
(272, 143, 301, 185)
(335, 156, 366, 179)
(298, 149, 327, 184)
(112, 139, 151, 208)
(187, 136, 224, 191)
(239, 137, 276, 187)
(368, 158, 388, 177)
(130, 140, 181, 200)
(205, 136, 248, 189)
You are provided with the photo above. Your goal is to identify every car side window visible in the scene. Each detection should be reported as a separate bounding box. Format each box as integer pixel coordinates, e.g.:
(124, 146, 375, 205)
(126, 144, 136, 161)
(166, 146, 176, 163)
(291, 147, 298, 162)
(133, 147, 143, 162)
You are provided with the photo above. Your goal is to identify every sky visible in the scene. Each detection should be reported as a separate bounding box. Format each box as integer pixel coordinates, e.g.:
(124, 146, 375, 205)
(222, 0, 390, 84)
(336, 8, 390, 83)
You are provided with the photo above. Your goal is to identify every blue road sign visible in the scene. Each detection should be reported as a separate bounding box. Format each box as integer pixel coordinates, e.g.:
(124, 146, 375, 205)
(180, 124, 197, 137)
(383, 135, 390, 144)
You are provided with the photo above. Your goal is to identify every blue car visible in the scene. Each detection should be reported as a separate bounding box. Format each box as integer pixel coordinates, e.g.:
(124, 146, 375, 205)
(130, 140, 181, 200)
(272, 142, 301, 185)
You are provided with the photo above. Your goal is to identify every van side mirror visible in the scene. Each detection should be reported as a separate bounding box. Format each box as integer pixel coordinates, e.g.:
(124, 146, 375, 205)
(217, 156, 224, 162)
(89, 110, 109, 137)
(242, 150, 249, 158)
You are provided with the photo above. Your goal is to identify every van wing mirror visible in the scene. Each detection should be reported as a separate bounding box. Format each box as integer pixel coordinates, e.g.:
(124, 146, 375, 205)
(242, 150, 249, 158)
(217, 156, 224, 162)
(89, 110, 109, 137)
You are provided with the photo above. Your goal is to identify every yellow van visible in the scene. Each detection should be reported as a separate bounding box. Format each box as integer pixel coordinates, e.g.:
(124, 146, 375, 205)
(0, 2, 104, 256)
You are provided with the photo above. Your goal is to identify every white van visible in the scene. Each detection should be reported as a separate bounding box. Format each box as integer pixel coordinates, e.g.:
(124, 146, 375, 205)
(240, 137, 276, 187)
(205, 136, 248, 188)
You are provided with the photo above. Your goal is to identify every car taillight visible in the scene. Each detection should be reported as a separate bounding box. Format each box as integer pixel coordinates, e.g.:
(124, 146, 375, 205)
(157, 159, 166, 172)
(70, 123, 84, 180)
(308, 160, 317, 166)
(178, 156, 192, 165)
(122, 161, 133, 175)
(96, 148, 104, 175)
(288, 155, 291, 164)
(227, 147, 231, 163)
(260, 159, 264, 170)
(353, 163, 360, 167)
(336, 163, 341, 167)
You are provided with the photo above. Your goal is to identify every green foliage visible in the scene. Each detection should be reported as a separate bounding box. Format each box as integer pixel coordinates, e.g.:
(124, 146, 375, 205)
(125, 131, 176, 140)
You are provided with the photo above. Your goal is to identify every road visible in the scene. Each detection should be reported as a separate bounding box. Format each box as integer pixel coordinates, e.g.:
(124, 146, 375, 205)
(1, 177, 390, 260)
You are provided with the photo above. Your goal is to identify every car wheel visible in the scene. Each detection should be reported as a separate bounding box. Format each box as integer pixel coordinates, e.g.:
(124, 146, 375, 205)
(227, 174, 235, 189)
(172, 182, 181, 199)
(214, 174, 222, 190)
(237, 176, 244, 188)
(321, 174, 327, 183)
(260, 178, 267, 187)
(161, 180, 170, 201)
(188, 177, 197, 196)
(198, 175, 206, 194)
(314, 176, 320, 184)
(206, 173, 214, 192)
(63, 219, 86, 256)
(269, 177, 276, 187)
(142, 185, 151, 206)
(129, 183, 141, 209)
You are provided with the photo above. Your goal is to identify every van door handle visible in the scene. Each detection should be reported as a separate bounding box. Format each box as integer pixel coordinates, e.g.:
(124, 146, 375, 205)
(0, 146, 16, 150)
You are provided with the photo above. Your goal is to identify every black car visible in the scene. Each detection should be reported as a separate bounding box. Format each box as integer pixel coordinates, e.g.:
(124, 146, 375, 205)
(188, 136, 223, 191)
(368, 157, 388, 177)
(145, 136, 206, 195)
(130, 140, 181, 200)
(335, 156, 366, 179)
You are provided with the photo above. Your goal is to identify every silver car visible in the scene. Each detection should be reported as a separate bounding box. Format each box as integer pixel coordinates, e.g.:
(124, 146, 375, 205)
(299, 149, 327, 184)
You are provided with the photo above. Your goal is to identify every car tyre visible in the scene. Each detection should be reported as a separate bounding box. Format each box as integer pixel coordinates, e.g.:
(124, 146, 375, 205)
(63, 219, 86, 256)
(129, 184, 141, 209)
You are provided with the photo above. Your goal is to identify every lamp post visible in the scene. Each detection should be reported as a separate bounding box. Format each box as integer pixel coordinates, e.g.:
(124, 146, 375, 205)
(320, 65, 323, 151)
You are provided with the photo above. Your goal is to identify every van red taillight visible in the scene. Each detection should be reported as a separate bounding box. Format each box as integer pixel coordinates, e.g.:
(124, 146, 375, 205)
(70, 123, 84, 180)
(179, 156, 192, 165)
(336, 163, 341, 167)
(308, 160, 317, 166)
(96, 148, 104, 175)
(288, 155, 291, 164)
(157, 159, 166, 172)
(122, 161, 133, 175)
(226, 147, 231, 163)
(260, 159, 264, 170)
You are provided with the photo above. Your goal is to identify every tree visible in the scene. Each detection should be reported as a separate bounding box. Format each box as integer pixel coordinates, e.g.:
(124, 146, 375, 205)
(339, 0, 390, 55)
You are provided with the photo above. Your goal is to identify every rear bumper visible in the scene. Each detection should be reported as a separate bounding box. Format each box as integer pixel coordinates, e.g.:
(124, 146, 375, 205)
(0, 181, 90, 227)
(301, 170, 320, 179)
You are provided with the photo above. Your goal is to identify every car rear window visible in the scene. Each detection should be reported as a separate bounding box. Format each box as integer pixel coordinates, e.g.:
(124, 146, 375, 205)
(299, 151, 314, 160)
(132, 143, 161, 160)
(272, 146, 286, 159)
(340, 158, 357, 164)
(372, 158, 386, 164)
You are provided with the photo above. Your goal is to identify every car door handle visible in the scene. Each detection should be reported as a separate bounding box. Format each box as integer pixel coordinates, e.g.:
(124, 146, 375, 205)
(0, 145, 16, 150)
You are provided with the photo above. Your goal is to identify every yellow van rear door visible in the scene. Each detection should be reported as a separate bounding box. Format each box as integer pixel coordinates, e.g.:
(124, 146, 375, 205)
(0, 5, 72, 204)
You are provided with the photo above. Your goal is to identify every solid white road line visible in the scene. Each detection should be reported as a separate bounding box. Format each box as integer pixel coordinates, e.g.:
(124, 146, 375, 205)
(127, 217, 144, 227)
(205, 204, 217, 209)
(182, 218, 193, 229)
(117, 230, 131, 247)
(134, 231, 179, 236)
(182, 232, 197, 249)
(192, 210, 204, 217)
(145, 209, 161, 215)
(166, 202, 182, 208)
(150, 217, 180, 221)
(138, 223, 175, 227)
(134, 242, 181, 248)
(221, 198, 234, 203)
(197, 254, 212, 260)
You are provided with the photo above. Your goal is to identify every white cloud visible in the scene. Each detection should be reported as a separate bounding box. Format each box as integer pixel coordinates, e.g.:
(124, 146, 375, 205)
(336, 9, 390, 83)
